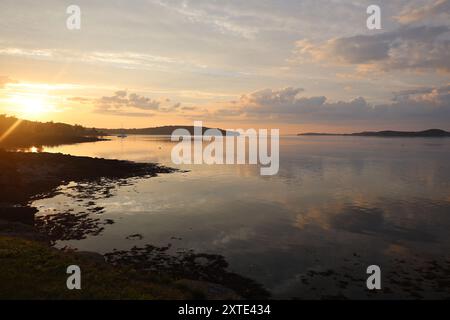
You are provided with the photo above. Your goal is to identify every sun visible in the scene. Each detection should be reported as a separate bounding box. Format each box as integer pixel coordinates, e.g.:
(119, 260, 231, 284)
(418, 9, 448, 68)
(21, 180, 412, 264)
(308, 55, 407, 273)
(8, 94, 55, 119)
(22, 98, 48, 115)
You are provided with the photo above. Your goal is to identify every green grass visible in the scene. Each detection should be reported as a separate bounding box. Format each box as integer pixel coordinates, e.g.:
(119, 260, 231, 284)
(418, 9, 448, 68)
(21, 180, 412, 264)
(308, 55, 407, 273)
(0, 236, 196, 299)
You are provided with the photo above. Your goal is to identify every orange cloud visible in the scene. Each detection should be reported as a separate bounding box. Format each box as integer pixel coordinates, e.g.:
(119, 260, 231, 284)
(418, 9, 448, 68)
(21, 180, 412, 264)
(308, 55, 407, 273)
(395, 0, 450, 24)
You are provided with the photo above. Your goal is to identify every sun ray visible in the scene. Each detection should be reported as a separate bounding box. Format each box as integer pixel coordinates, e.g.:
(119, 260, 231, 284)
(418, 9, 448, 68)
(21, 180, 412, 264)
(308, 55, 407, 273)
(0, 118, 22, 143)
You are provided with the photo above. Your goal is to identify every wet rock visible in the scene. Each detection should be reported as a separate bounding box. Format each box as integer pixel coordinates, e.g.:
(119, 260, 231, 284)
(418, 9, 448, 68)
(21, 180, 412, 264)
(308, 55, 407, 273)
(126, 234, 144, 240)
(0, 205, 37, 225)
(104, 244, 270, 300)
(176, 279, 241, 300)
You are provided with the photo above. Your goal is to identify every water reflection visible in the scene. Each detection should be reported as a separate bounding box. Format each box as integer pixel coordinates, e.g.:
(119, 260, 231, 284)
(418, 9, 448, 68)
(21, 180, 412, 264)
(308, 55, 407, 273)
(32, 135, 450, 298)
(14, 145, 44, 153)
(34, 180, 122, 243)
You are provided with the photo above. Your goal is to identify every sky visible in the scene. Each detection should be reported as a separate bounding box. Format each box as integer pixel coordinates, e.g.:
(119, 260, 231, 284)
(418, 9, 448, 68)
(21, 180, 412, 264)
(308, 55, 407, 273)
(0, 0, 449, 134)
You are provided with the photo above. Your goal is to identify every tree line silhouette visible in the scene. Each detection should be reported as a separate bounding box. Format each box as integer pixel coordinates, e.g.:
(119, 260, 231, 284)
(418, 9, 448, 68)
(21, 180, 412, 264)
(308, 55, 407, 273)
(0, 114, 103, 148)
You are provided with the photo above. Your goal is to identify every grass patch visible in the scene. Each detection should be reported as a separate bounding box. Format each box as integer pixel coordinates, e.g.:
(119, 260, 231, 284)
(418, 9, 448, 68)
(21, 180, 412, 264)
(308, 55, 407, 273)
(0, 236, 195, 299)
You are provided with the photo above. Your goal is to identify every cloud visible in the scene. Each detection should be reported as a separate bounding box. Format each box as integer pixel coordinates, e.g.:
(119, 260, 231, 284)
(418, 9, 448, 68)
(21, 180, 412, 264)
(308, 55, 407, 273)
(181, 106, 197, 111)
(159, 102, 181, 113)
(70, 90, 182, 117)
(0, 76, 15, 88)
(239, 87, 304, 106)
(212, 85, 450, 126)
(395, 0, 450, 24)
(294, 25, 450, 73)
(151, 0, 259, 39)
(392, 84, 450, 107)
(0, 47, 245, 78)
(67, 96, 91, 104)
(0, 48, 53, 58)
(95, 110, 155, 118)
(96, 90, 161, 113)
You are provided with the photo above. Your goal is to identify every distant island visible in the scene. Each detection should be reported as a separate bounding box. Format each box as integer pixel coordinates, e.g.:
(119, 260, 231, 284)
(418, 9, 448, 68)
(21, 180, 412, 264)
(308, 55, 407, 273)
(298, 129, 450, 137)
(99, 125, 238, 136)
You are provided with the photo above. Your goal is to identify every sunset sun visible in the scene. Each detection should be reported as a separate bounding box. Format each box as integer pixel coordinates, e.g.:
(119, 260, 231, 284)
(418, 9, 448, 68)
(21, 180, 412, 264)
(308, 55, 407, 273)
(9, 95, 54, 119)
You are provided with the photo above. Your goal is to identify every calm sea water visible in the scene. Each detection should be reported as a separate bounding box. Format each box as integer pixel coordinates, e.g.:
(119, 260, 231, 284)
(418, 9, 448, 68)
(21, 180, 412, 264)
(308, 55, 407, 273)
(32, 135, 450, 298)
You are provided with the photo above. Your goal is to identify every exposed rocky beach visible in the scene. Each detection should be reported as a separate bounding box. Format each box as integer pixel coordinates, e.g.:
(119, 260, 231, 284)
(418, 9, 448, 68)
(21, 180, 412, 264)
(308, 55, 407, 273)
(0, 149, 269, 299)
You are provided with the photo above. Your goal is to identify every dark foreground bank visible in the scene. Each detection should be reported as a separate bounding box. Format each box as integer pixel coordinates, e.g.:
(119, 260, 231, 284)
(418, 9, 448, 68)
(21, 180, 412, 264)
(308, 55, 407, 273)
(0, 150, 269, 299)
(0, 150, 174, 205)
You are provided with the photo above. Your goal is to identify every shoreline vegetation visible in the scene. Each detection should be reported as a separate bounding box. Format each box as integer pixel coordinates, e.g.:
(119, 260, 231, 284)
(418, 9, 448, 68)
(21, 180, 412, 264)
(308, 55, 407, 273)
(0, 115, 269, 300)
(0, 115, 106, 148)
(99, 125, 238, 136)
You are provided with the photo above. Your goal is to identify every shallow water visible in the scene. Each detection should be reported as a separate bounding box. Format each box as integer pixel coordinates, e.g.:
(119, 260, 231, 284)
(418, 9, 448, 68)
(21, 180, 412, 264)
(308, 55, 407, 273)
(32, 135, 450, 298)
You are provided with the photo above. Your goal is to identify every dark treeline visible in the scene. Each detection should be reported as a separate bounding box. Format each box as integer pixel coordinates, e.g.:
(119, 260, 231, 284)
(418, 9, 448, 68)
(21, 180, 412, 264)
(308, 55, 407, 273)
(0, 115, 105, 148)
(100, 125, 237, 136)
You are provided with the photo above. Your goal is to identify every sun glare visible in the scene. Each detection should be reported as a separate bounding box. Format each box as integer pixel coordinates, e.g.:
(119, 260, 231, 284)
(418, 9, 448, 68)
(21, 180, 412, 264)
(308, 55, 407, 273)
(8, 95, 55, 119)
(22, 98, 46, 115)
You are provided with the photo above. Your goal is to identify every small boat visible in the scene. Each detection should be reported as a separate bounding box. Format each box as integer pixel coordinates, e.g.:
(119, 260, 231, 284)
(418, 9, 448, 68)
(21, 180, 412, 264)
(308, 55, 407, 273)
(117, 125, 127, 138)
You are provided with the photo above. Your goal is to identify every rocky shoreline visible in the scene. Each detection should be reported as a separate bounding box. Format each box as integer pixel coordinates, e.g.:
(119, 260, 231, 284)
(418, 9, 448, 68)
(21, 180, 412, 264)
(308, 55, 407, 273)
(0, 150, 174, 205)
(0, 149, 269, 299)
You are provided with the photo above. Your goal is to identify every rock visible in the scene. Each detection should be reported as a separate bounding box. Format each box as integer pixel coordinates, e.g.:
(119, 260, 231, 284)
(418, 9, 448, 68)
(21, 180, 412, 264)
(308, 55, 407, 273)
(0, 205, 37, 225)
(76, 251, 106, 264)
(176, 279, 242, 300)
